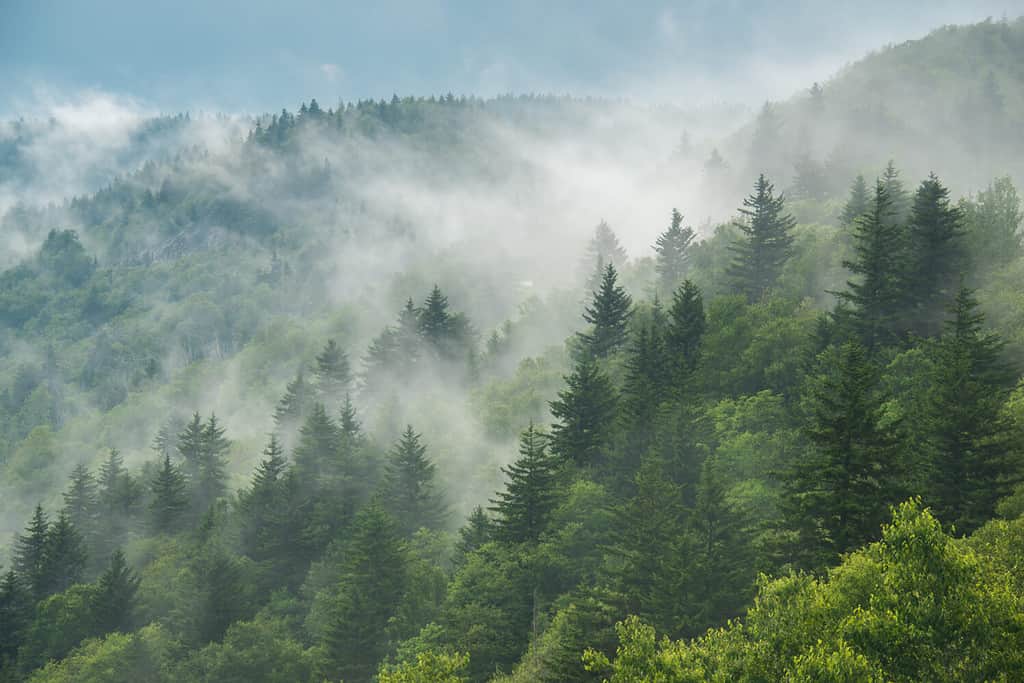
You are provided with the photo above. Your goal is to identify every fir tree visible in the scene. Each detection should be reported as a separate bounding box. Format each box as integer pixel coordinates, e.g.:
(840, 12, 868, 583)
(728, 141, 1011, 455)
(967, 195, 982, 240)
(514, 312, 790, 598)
(152, 415, 186, 459)
(274, 369, 314, 430)
(840, 174, 871, 229)
(577, 263, 633, 359)
(583, 220, 628, 278)
(314, 339, 352, 402)
(177, 412, 206, 479)
(665, 279, 706, 382)
(195, 413, 230, 510)
(925, 287, 1019, 532)
(292, 403, 341, 488)
(323, 503, 408, 683)
(783, 342, 903, 568)
(904, 174, 965, 337)
(384, 426, 447, 536)
(418, 285, 455, 349)
(13, 505, 49, 599)
(489, 424, 561, 544)
(91, 549, 139, 635)
(149, 454, 188, 534)
(654, 209, 696, 295)
(193, 549, 246, 645)
(455, 506, 492, 563)
(619, 314, 672, 471)
(42, 510, 87, 594)
(0, 570, 30, 668)
(835, 181, 906, 349)
(881, 160, 911, 227)
(548, 357, 618, 468)
(728, 174, 796, 302)
(62, 463, 98, 539)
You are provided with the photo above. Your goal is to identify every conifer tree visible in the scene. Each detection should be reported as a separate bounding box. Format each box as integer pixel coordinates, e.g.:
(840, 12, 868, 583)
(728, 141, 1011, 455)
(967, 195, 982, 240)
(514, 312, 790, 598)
(654, 209, 695, 296)
(904, 174, 965, 337)
(728, 174, 796, 302)
(835, 181, 906, 349)
(583, 220, 628, 280)
(62, 463, 98, 540)
(418, 285, 455, 348)
(195, 413, 230, 510)
(149, 454, 188, 534)
(274, 369, 314, 430)
(748, 101, 784, 179)
(881, 160, 911, 226)
(925, 287, 1019, 532)
(42, 510, 86, 594)
(549, 357, 618, 468)
(385, 426, 447, 536)
(152, 415, 185, 459)
(193, 549, 246, 645)
(323, 503, 408, 683)
(292, 403, 341, 488)
(177, 412, 206, 479)
(489, 424, 561, 544)
(91, 549, 139, 635)
(455, 506, 492, 563)
(96, 448, 141, 551)
(782, 342, 903, 568)
(665, 280, 706, 382)
(13, 505, 49, 600)
(314, 339, 352, 402)
(620, 315, 672, 468)
(840, 174, 871, 229)
(577, 263, 633, 359)
(0, 569, 30, 668)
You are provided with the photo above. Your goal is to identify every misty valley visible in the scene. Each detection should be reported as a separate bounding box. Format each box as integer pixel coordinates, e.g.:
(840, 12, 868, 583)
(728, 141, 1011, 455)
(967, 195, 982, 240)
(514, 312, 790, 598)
(3, 12, 1024, 683)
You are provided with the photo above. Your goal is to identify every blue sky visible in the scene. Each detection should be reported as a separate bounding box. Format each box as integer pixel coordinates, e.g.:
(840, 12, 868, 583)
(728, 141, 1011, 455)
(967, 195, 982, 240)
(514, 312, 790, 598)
(1, 0, 1021, 115)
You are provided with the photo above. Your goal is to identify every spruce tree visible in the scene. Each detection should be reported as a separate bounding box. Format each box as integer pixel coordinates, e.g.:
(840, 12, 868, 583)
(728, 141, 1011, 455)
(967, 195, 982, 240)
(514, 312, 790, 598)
(149, 454, 188, 534)
(314, 339, 352, 402)
(455, 506, 492, 563)
(384, 426, 447, 536)
(654, 209, 696, 296)
(62, 463, 98, 540)
(13, 505, 49, 600)
(292, 403, 341, 488)
(195, 413, 230, 510)
(418, 285, 454, 348)
(42, 510, 87, 594)
(577, 263, 633, 359)
(620, 314, 672, 469)
(881, 160, 911, 227)
(840, 174, 871, 230)
(489, 424, 561, 544)
(323, 503, 408, 683)
(728, 174, 796, 302)
(152, 415, 186, 459)
(91, 549, 139, 635)
(177, 412, 206, 479)
(549, 357, 618, 468)
(904, 174, 965, 337)
(925, 287, 1018, 532)
(0, 569, 30, 668)
(193, 549, 245, 645)
(835, 181, 906, 349)
(665, 279, 706, 382)
(274, 369, 313, 430)
(782, 342, 903, 568)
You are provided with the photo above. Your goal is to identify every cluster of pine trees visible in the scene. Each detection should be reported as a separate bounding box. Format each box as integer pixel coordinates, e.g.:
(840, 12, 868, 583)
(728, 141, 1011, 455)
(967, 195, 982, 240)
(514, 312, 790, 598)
(2, 161, 1022, 682)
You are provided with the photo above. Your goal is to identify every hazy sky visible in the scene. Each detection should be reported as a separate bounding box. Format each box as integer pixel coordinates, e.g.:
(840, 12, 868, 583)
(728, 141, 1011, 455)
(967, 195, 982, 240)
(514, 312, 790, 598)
(2, 0, 1022, 115)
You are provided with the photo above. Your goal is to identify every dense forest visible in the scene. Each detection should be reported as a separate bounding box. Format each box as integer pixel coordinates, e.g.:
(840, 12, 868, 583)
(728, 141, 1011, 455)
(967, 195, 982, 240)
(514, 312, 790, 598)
(2, 16, 1024, 683)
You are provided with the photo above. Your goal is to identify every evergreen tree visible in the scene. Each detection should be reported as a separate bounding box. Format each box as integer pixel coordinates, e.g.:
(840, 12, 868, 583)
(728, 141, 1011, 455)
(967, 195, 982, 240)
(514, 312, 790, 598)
(880, 160, 911, 227)
(91, 550, 139, 635)
(924, 287, 1019, 532)
(748, 101, 784, 180)
(904, 174, 965, 337)
(323, 503, 408, 683)
(782, 342, 903, 569)
(835, 181, 906, 349)
(195, 413, 230, 510)
(13, 505, 49, 600)
(728, 174, 796, 302)
(489, 424, 561, 544)
(455, 506, 492, 562)
(152, 415, 186, 459)
(384, 426, 447, 536)
(42, 510, 87, 594)
(149, 454, 188, 534)
(96, 448, 141, 552)
(193, 549, 246, 645)
(620, 314, 672, 469)
(577, 263, 633, 359)
(549, 357, 618, 468)
(840, 174, 871, 229)
(314, 339, 352, 402)
(418, 285, 455, 348)
(292, 403, 341, 488)
(665, 279, 706, 382)
(0, 569, 31, 669)
(274, 369, 314, 430)
(61, 463, 98, 540)
(177, 412, 206, 479)
(583, 220, 628, 277)
(654, 209, 696, 295)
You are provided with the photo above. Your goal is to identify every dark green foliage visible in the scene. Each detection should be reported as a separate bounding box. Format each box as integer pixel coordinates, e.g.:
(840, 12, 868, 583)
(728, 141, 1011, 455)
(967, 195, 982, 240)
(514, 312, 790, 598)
(0, 570, 31, 669)
(548, 357, 618, 468)
(13, 505, 50, 600)
(42, 510, 87, 595)
(665, 280, 706, 383)
(149, 455, 188, 534)
(62, 463, 98, 543)
(654, 209, 696, 296)
(385, 426, 447, 536)
(192, 549, 247, 645)
(835, 181, 906, 349)
(881, 160, 911, 226)
(577, 264, 633, 359)
(322, 503, 408, 683)
(91, 550, 139, 635)
(194, 414, 230, 512)
(783, 342, 904, 568)
(490, 424, 561, 544)
(292, 403, 341, 487)
(455, 506, 492, 563)
(904, 174, 965, 337)
(839, 174, 871, 229)
(924, 287, 1019, 532)
(728, 174, 796, 302)
(274, 369, 314, 430)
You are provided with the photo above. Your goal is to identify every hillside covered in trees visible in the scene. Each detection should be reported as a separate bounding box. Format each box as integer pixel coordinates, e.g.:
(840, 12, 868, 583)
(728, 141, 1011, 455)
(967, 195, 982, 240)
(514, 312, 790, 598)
(2, 14, 1024, 683)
